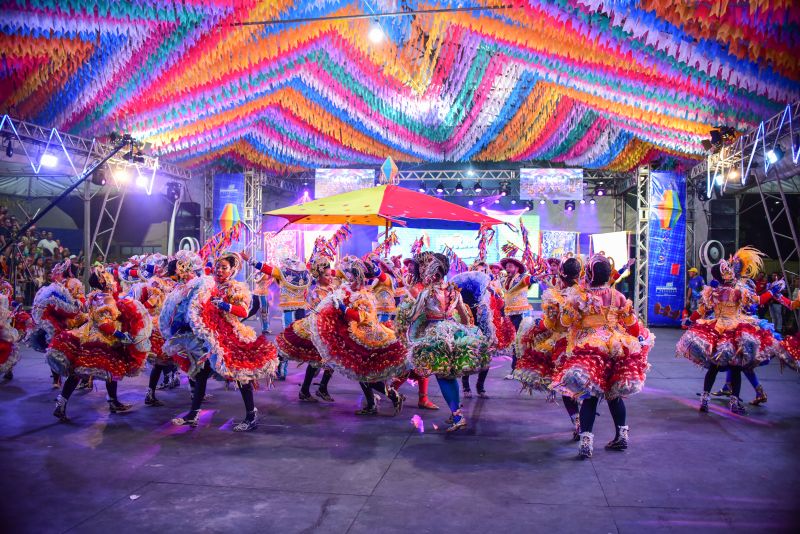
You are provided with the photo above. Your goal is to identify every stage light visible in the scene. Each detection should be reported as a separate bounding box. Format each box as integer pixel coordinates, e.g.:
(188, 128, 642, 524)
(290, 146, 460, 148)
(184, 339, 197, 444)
(511, 198, 517, 204)
(494, 198, 500, 204)
(579, 198, 586, 204)
(455, 181, 464, 193)
(499, 181, 509, 196)
(467, 169, 476, 177)
(4, 137, 12, 158)
(523, 206, 530, 211)
(166, 182, 181, 202)
(114, 169, 130, 183)
(766, 146, 784, 164)
(589, 198, 596, 205)
(135, 174, 149, 188)
(468, 200, 474, 206)
(714, 173, 724, 186)
(368, 24, 384, 43)
(596, 187, 606, 196)
(435, 182, 445, 193)
(696, 188, 710, 202)
(565, 200, 575, 212)
(40, 153, 58, 167)
(473, 181, 483, 193)
(726, 169, 740, 182)
(91, 169, 107, 187)
(418, 182, 426, 193)
(539, 199, 546, 205)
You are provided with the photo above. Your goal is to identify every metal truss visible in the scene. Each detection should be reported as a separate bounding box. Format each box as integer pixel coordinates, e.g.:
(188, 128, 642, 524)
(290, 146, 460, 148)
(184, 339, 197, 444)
(685, 181, 697, 268)
(613, 195, 625, 232)
(202, 171, 214, 242)
(689, 101, 800, 195)
(399, 169, 516, 182)
(752, 167, 800, 326)
(242, 170, 265, 289)
(0, 114, 191, 181)
(90, 185, 128, 263)
(634, 166, 651, 323)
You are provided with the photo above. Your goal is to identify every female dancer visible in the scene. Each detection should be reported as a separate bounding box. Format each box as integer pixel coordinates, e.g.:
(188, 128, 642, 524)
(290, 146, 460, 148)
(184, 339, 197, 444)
(275, 256, 337, 402)
(30, 260, 87, 388)
(48, 291, 152, 420)
(164, 252, 279, 431)
(0, 293, 21, 380)
(500, 257, 533, 379)
(311, 256, 408, 415)
(551, 254, 652, 458)
(515, 256, 583, 440)
(677, 247, 783, 416)
(407, 252, 489, 431)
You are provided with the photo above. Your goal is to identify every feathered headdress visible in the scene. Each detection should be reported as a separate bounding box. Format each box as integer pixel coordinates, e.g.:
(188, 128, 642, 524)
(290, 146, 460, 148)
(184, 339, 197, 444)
(732, 246, 765, 279)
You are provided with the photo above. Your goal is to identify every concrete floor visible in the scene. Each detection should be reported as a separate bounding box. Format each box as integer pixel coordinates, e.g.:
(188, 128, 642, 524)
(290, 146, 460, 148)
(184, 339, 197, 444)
(1, 326, 799, 533)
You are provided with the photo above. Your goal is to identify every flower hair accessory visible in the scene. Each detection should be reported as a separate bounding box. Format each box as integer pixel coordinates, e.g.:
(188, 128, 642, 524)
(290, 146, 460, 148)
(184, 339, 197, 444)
(585, 253, 610, 285)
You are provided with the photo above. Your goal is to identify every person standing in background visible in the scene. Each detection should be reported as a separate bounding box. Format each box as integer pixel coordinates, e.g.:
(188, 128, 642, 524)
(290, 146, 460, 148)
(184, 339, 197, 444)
(686, 267, 705, 313)
(767, 272, 788, 333)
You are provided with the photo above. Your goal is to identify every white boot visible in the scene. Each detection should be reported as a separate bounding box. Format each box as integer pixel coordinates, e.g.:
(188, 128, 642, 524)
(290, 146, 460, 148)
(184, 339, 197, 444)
(578, 432, 594, 459)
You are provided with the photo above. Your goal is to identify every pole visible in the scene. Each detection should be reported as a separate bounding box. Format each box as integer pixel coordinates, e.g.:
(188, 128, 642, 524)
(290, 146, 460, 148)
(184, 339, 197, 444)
(82, 179, 91, 287)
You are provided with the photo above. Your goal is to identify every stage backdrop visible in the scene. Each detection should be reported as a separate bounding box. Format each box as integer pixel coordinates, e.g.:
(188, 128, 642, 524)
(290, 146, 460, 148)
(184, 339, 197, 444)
(647, 171, 687, 326)
(315, 169, 375, 199)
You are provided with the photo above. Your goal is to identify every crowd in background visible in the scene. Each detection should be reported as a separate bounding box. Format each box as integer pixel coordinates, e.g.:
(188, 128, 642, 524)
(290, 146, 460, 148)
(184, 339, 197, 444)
(0, 206, 83, 306)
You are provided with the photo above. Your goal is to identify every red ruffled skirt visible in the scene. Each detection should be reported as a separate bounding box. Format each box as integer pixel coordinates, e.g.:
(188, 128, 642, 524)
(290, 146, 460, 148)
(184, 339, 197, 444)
(780, 334, 800, 372)
(47, 333, 148, 381)
(199, 301, 278, 382)
(147, 329, 172, 366)
(490, 294, 515, 351)
(513, 320, 565, 391)
(311, 303, 409, 382)
(275, 318, 323, 366)
(0, 340, 20, 374)
(677, 320, 781, 368)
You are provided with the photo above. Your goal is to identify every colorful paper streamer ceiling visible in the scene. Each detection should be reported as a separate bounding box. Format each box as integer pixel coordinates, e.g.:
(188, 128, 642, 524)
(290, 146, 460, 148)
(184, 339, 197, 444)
(1, 1, 798, 174)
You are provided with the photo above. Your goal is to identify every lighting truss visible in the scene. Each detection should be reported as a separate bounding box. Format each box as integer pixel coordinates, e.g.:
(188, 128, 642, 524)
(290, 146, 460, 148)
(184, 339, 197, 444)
(634, 165, 651, 323)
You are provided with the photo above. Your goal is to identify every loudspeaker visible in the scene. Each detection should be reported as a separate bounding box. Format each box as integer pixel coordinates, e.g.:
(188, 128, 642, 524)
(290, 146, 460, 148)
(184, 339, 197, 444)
(174, 202, 201, 242)
(707, 198, 736, 256)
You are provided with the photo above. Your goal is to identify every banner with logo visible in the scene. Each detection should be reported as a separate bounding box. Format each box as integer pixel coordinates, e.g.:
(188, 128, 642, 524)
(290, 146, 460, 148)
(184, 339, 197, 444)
(647, 171, 686, 326)
(213, 173, 245, 236)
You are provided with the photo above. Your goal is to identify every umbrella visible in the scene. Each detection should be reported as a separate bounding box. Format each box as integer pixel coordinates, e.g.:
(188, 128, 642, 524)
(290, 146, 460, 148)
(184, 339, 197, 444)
(265, 184, 502, 229)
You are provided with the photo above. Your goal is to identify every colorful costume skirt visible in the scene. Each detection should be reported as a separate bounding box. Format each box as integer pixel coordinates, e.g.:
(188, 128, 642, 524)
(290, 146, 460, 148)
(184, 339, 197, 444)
(146, 328, 171, 366)
(551, 326, 651, 400)
(275, 317, 323, 367)
(513, 318, 565, 392)
(311, 300, 410, 382)
(490, 293, 515, 351)
(676, 319, 783, 369)
(409, 319, 490, 379)
(0, 340, 20, 375)
(46, 299, 151, 381)
(779, 334, 800, 372)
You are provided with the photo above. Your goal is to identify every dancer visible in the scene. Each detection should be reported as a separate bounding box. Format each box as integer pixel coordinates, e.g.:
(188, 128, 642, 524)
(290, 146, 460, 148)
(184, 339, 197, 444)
(48, 291, 153, 420)
(310, 256, 408, 415)
(252, 270, 273, 335)
(500, 256, 533, 379)
(551, 253, 652, 458)
(275, 256, 337, 402)
(0, 293, 21, 380)
(514, 256, 583, 440)
(369, 255, 398, 322)
(677, 247, 782, 416)
(163, 252, 279, 431)
(407, 252, 489, 431)
(29, 260, 87, 388)
(244, 253, 311, 380)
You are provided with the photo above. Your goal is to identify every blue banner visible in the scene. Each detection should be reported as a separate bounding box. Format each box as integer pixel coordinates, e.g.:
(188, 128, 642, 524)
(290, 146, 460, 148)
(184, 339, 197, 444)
(647, 171, 686, 326)
(212, 173, 245, 238)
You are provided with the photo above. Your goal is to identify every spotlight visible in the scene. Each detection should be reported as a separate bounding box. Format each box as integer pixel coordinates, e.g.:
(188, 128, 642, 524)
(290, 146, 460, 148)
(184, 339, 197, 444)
(766, 146, 784, 164)
(368, 24, 384, 43)
(4, 137, 12, 158)
(135, 174, 149, 188)
(418, 182, 426, 193)
(565, 200, 575, 212)
(91, 168, 107, 187)
(114, 169, 130, 183)
(595, 187, 606, 197)
(589, 198, 596, 205)
(726, 169, 740, 182)
(500, 181, 509, 196)
(40, 153, 58, 167)
(165, 182, 181, 202)
(455, 181, 464, 193)
(467, 168, 476, 177)
(435, 182, 445, 193)
(494, 198, 500, 204)
(696, 187, 711, 202)
(468, 200, 474, 206)
(473, 181, 483, 193)
(714, 173, 724, 186)
(511, 199, 517, 205)
(709, 129, 722, 145)
(539, 199, 546, 205)
(579, 198, 586, 204)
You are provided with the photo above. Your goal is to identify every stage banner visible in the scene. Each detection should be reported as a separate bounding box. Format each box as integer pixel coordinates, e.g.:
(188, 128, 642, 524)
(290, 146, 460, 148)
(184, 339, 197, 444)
(647, 171, 686, 326)
(541, 230, 578, 258)
(520, 168, 583, 200)
(213, 173, 244, 237)
(315, 169, 375, 199)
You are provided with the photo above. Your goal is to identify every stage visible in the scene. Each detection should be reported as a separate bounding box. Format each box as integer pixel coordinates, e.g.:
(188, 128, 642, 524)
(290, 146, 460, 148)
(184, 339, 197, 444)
(1, 326, 798, 533)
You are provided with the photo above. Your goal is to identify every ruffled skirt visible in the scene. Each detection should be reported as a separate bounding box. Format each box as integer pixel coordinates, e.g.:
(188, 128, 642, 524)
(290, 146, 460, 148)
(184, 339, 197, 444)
(311, 303, 410, 382)
(275, 317, 323, 366)
(676, 319, 783, 369)
(47, 333, 148, 381)
(513, 318, 565, 392)
(0, 340, 20, 374)
(409, 319, 490, 379)
(490, 293, 515, 352)
(779, 334, 800, 372)
(551, 327, 651, 400)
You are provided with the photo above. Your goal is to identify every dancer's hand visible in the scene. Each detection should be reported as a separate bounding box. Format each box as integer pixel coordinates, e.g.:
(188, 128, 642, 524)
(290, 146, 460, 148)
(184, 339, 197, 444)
(113, 330, 134, 343)
(212, 299, 232, 312)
